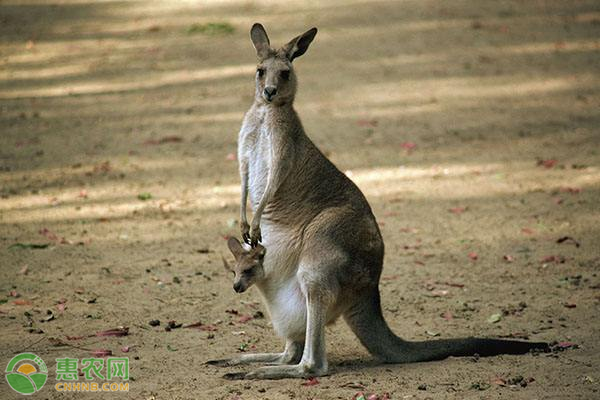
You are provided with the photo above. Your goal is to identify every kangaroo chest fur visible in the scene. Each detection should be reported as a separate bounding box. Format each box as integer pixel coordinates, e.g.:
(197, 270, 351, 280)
(239, 107, 272, 211)
(239, 106, 308, 339)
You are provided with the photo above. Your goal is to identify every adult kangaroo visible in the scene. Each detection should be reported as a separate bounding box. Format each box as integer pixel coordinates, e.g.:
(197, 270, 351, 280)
(208, 23, 548, 380)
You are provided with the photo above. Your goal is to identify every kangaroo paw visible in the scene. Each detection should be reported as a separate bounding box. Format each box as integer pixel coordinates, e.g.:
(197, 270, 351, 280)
(206, 359, 234, 367)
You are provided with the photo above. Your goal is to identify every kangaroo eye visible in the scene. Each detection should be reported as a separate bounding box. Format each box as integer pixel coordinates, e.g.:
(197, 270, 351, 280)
(280, 70, 290, 80)
(257, 68, 265, 78)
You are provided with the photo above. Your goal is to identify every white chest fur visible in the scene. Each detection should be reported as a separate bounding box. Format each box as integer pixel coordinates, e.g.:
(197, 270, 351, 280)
(239, 117, 271, 211)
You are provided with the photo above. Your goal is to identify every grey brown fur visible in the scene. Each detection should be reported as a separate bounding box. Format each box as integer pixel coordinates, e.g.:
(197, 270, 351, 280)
(208, 23, 548, 380)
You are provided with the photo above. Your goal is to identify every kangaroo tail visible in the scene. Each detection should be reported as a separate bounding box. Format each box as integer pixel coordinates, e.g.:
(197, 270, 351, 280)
(343, 289, 549, 363)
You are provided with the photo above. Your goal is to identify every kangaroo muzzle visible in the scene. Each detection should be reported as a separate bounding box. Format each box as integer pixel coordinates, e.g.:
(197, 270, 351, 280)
(263, 86, 277, 102)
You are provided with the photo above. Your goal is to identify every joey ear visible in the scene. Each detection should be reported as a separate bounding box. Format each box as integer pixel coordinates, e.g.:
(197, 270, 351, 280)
(251, 244, 266, 260)
(250, 23, 271, 59)
(282, 27, 317, 62)
(227, 236, 244, 259)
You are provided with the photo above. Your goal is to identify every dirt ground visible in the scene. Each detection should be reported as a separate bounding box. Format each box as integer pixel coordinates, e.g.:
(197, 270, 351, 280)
(1, 1, 599, 399)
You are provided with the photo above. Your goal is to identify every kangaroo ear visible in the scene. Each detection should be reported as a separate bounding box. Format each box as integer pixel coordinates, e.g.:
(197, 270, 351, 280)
(282, 27, 317, 62)
(250, 23, 271, 59)
(227, 236, 244, 259)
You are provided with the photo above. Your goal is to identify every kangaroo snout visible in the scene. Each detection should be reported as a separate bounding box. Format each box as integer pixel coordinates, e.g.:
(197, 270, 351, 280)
(263, 86, 277, 102)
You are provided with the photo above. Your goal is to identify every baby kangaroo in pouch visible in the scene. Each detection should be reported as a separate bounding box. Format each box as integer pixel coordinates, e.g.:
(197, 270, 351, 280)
(208, 23, 549, 380)
(223, 237, 266, 294)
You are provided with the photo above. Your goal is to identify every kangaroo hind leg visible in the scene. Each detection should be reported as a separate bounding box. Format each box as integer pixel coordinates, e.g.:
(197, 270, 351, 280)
(228, 264, 336, 379)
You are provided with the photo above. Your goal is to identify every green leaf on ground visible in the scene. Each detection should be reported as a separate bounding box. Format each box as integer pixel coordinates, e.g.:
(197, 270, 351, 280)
(187, 22, 235, 35)
(487, 313, 502, 323)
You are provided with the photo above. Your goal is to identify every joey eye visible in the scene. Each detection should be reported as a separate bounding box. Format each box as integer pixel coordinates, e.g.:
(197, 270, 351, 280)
(280, 70, 290, 80)
(257, 68, 265, 78)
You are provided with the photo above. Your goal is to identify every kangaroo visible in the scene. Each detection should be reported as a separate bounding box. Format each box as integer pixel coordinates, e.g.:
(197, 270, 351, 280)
(208, 23, 548, 380)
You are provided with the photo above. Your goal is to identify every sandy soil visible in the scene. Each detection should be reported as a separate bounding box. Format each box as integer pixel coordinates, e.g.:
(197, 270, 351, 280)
(1, 1, 599, 399)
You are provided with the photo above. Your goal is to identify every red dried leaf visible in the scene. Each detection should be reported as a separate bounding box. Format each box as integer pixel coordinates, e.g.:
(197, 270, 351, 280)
(357, 119, 378, 127)
(560, 187, 581, 194)
(91, 349, 112, 357)
(39, 228, 69, 244)
(302, 377, 319, 386)
(92, 161, 111, 173)
(541, 255, 565, 264)
(400, 141, 416, 150)
(493, 377, 507, 386)
(13, 299, 32, 306)
(39, 228, 58, 241)
(442, 311, 453, 321)
(449, 207, 466, 214)
(183, 322, 218, 331)
(95, 327, 129, 337)
(198, 324, 218, 332)
(554, 41, 566, 50)
(556, 341, 577, 349)
(399, 227, 417, 233)
(468, 252, 478, 261)
(537, 159, 558, 168)
(503, 254, 515, 263)
(521, 227, 534, 235)
(238, 315, 253, 323)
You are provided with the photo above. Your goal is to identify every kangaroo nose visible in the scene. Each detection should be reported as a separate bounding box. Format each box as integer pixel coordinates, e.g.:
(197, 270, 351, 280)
(263, 86, 277, 100)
